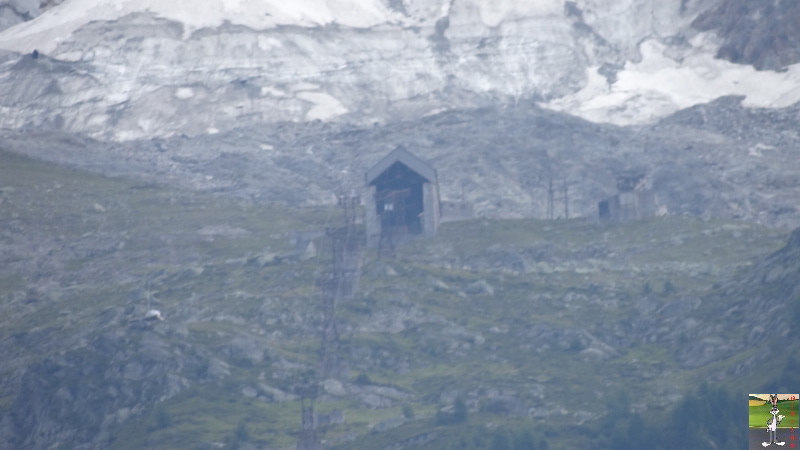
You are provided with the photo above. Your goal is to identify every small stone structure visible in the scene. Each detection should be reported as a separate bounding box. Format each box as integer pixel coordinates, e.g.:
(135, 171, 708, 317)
(598, 173, 657, 221)
(364, 146, 440, 248)
(440, 200, 474, 222)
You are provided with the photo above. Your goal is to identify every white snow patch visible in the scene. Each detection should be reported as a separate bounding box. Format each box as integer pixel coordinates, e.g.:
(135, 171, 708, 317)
(748, 143, 776, 158)
(422, 107, 450, 117)
(543, 35, 800, 125)
(174, 87, 194, 99)
(296, 91, 348, 121)
(256, 35, 283, 51)
(260, 86, 287, 97)
(106, 92, 129, 103)
(290, 82, 321, 92)
(476, 0, 562, 27)
(0, 0, 400, 53)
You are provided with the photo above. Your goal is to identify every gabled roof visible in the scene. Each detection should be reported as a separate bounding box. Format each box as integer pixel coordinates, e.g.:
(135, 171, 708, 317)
(365, 146, 437, 185)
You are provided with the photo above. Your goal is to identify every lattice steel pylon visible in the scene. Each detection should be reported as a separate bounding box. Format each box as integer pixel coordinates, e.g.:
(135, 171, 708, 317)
(296, 193, 363, 450)
(319, 193, 363, 378)
(296, 387, 321, 450)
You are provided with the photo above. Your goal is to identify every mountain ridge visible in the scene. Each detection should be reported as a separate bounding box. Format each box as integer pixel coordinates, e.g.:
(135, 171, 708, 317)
(1, 0, 799, 139)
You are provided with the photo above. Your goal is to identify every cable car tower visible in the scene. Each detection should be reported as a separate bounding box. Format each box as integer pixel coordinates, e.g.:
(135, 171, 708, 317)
(296, 193, 363, 450)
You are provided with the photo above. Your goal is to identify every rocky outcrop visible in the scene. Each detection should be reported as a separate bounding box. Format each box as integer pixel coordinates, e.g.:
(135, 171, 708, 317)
(0, 0, 38, 34)
(684, 227, 800, 375)
(0, 0, 63, 33)
(3, 326, 189, 450)
(693, 0, 800, 70)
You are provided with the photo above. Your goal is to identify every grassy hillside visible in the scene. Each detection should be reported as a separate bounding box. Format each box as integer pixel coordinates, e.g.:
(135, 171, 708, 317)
(0, 149, 794, 449)
(749, 399, 800, 428)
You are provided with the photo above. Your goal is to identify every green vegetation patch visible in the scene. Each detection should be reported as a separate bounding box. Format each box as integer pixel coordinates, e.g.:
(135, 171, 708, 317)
(749, 397, 800, 428)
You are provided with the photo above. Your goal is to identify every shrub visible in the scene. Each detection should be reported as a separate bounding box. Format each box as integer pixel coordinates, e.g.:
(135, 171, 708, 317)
(354, 372, 372, 385)
(436, 397, 468, 425)
(150, 404, 171, 431)
(402, 404, 415, 419)
(662, 280, 676, 295)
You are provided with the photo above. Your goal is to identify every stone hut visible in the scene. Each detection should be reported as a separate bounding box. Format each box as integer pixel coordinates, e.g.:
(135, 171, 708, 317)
(598, 173, 657, 221)
(364, 146, 440, 247)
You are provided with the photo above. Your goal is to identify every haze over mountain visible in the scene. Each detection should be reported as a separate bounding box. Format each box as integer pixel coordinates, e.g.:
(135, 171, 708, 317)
(1, 1, 800, 449)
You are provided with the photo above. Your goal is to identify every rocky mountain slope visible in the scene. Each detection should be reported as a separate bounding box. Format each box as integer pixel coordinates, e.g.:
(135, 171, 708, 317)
(1, 1, 798, 229)
(0, 148, 796, 449)
(3, 96, 799, 228)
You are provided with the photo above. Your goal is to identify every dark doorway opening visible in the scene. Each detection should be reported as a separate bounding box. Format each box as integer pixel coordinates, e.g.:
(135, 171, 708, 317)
(598, 200, 610, 219)
(374, 162, 425, 235)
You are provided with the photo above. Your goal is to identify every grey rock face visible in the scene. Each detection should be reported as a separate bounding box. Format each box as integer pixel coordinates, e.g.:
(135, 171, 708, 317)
(0, 0, 732, 140)
(0, 10, 581, 140)
(4, 328, 188, 450)
(693, 0, 800, 70)
(0, 0, 40, 33)
(0, 0, 64, 34)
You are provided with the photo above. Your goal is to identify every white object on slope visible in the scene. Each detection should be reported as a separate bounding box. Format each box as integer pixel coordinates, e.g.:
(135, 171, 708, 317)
(145, 309, 165, 321)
